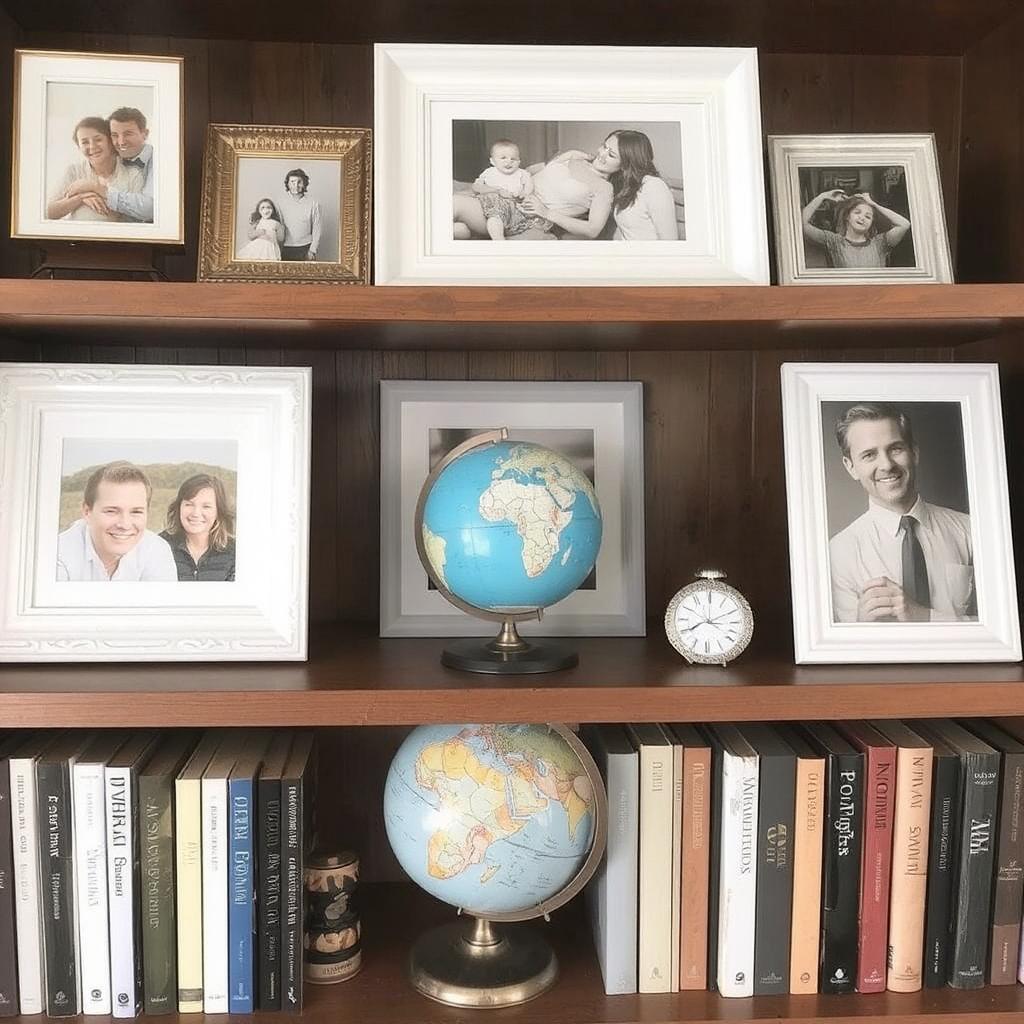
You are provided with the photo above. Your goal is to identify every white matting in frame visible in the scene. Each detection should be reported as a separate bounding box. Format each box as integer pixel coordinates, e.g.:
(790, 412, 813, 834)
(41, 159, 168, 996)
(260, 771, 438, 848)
(380, 380, 645, 637)
(374, 43, 769, 285)
(0, 364, 311, 662)
(782, 362, 1019, 664)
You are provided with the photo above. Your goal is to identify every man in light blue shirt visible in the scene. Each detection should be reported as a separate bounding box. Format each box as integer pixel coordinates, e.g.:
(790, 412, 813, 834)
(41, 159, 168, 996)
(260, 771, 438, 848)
(104, 107, 154, 223)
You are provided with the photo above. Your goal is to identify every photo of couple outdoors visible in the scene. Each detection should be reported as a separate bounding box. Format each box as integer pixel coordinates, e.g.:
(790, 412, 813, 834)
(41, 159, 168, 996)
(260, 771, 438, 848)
(56, 446, 237, 583)
(452, 120, 684, 242)
(45, 84, 154, 224)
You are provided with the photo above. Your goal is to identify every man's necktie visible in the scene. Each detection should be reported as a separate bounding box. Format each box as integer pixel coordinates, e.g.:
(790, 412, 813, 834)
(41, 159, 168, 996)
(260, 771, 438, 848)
(900, 515, 931, 608)
(124, 158, 144, 168)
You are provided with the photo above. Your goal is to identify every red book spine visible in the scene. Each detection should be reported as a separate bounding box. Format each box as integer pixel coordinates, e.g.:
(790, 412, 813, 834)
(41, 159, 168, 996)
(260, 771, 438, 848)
(858, 741, 896, 992)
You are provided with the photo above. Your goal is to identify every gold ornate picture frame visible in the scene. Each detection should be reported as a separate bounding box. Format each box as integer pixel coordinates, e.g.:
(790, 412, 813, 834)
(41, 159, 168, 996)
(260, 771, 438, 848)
(198, 124, 371, 284)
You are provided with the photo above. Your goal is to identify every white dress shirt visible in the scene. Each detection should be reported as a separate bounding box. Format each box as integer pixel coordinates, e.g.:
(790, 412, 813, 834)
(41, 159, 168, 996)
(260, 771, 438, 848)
(828, 496, 975, 623)
(56, 517, 178, 582)
(107, 143, 154, 223)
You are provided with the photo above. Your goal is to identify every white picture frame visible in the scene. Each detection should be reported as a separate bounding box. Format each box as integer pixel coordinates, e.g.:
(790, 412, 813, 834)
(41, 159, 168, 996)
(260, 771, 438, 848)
(12, 49, 184, 244)
(374, 43, 769, 285)
(782, 362, 1020, 664)
(380, 380, 645, 636)
(0, 364, 311, 662)
(768, 134, 953, 285)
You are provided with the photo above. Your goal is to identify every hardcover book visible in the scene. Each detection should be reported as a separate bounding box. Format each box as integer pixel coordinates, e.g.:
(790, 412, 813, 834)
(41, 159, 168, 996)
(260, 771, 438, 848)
(800, 722, 863, 996)
(839, 721, 896, 993)
(138, 731, 198, 1015)
(0, 733, 31, 1017)
(738, 723, 795, 996)
(582, 725, 638, 996)
(921, 719, 999, 990)
(776, 725, 825, 995)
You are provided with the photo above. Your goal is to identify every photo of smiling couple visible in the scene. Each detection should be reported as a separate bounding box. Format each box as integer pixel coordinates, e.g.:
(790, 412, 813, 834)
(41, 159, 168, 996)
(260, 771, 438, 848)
(55, 448, 238, 582)
(452, 119, 685, 241)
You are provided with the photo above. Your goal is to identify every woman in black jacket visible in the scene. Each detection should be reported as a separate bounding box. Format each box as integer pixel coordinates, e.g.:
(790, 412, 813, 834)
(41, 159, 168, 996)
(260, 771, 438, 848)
(161, 473, 236, 581)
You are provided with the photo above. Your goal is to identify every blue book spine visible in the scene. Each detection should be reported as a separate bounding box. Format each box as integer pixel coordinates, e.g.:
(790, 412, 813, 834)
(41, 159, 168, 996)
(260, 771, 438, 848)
(228, 776, 254, 1014)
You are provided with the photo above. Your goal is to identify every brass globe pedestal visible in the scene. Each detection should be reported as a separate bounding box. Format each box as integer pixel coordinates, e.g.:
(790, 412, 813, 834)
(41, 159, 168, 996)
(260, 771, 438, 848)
(440, 618, 579, 675)
(409, 915, 558, 1008)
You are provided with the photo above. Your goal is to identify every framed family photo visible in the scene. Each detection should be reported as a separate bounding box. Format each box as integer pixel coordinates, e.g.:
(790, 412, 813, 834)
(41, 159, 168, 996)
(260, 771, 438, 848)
(782, 363, 1020, 664)
(380, 380, 645, 636)
(769, 134, 953, 285)
(12, 49, 183, 244)
(374, 44, 769, 285)
(198, 124, 372, 283)
(0, 364, 311, 662)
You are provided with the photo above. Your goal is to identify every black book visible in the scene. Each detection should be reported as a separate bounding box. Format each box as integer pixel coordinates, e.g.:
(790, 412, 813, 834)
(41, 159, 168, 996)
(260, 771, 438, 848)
(257, 732, 293, 1011)
(913, 722, 961, 989)
(0, 733, 29, 1016)
(921, 719, 999, 989)
(702, 724, 725, 992)
(139, 731, 199, 1014)
(36, 732, 91, 1017)
(281, 732, 316, 1012)
(739, 723, 796, 995)
(799, 722, 863, 995)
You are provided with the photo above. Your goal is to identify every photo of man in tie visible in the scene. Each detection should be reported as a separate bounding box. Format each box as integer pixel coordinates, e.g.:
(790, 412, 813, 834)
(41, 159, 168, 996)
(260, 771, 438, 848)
(826, 402, 976, 623)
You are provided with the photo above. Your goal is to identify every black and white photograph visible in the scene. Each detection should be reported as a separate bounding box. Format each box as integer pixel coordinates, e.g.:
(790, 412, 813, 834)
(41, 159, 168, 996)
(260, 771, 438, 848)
(57, 439, 238, 583)
(799, 166, 915, 270)
(451, 120, 684, 241)
(233, 157, 342, 263)
(198, 124, 371, 284)
(782, 363, 1019, 664)
(768, 134, 953, 285)
(13, 50, 183, 243)
(819, 400, 973, 624)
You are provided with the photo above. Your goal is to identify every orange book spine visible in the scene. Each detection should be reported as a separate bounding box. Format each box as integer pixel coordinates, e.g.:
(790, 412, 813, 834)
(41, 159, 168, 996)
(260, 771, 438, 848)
(789, 754, 825, 994)
(679, 744, 710, 990)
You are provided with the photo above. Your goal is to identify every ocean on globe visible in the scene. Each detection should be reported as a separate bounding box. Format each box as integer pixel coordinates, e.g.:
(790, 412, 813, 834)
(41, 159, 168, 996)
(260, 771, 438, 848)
(383, 724, 598, 917)
(420, 440, 602, 613)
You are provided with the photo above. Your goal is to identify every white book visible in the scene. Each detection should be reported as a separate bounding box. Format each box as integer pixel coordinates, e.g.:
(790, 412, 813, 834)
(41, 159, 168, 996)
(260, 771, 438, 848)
(669, 729, 683, 993)
(583, 725, 638, 995)
(712, 724, 759, 998)
(626, 723, 673, 993)
(72, 733, 126, 1015)
(202, 734, 247, 1014)
(107, 733, 157, 1019)
(10, 736, 49, 1015)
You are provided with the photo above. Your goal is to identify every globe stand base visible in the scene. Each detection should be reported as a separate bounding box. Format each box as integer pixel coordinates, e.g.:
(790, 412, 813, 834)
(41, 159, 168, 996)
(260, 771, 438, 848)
(409, 917, 558, 1008)
(441, 619, 578, 675)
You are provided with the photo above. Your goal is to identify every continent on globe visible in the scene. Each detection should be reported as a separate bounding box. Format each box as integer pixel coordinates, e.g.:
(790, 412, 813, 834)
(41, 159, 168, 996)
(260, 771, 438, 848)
(421, 525, 448, 588)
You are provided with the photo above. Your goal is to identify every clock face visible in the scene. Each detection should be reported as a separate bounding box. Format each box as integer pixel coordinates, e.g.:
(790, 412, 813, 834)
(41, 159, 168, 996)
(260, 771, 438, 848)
(666, 581, 752, 664)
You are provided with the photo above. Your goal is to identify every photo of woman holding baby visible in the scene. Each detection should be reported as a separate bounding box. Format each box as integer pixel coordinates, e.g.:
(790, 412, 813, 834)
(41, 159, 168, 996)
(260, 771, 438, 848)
(452, 120, 684, 242)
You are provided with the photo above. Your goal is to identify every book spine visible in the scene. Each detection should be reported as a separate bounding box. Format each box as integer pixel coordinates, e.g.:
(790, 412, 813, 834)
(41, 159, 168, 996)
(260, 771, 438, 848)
(716, 751, 758, 998)
(107, 765, 141, 1018)
(635, 744, 672, 993)
(0, 757, 18, 1016)
(706, 739, 723, 992)
(201, 776, 230, 1013)
(258, 774, 285, 1008)
(140, 776, 176, 1014)
(679, 745, 709, 991)
(950, 751, 999, 989)
(820, 753, 862, 995)
(228, 776, 255, 1013)
(789, 756, 824, 994)
(73, 763, 111, 1014)
(924, 753, 960, 988)
(857, 743, 895, 992)
(669, 742, 682, 992)
(281, 775, 304, 1011)
(173, 778, 203, 1013)
(37, 760, 79, 1017)
(753, 753, 795, 995)
(990, 751, 1024, 984)
(10, 757, 43, 1015)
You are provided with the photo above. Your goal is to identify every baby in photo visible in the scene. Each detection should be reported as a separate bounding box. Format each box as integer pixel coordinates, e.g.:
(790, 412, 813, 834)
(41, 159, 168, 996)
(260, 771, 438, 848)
(472, 139, 537, 240)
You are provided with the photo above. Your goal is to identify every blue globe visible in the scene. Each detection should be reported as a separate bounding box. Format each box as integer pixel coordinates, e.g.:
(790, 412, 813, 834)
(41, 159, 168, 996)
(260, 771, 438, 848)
(420, 440, 602, 613)
(383, 724, 598, 916)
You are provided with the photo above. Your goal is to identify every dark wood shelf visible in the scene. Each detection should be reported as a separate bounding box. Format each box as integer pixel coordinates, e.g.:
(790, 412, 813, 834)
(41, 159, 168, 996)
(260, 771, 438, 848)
(1, 281, 1023, 352)
(0, 625, 1022, 727)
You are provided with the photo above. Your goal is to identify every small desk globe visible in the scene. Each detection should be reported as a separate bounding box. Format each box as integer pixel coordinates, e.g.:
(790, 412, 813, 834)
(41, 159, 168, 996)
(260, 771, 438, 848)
(383, 723, 607, 1007)
(415, 430, 603, 674)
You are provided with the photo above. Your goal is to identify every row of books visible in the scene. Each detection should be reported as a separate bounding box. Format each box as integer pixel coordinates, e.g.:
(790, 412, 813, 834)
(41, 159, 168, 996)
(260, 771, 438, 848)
(0, 728, 315, 1018)
(582, 718, 1024, 998)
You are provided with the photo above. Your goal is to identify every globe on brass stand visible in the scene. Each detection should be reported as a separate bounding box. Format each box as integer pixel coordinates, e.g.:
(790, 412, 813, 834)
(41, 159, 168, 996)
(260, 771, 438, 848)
(414, 429, 603, 675)
(383, 724, 608, 1008)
